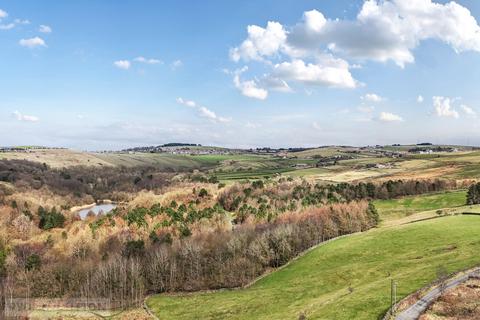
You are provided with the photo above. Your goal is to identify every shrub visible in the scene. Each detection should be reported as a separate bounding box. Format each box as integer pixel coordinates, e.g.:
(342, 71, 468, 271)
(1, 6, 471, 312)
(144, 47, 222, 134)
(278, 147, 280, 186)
(467, 183, 480, 205)
(198, 188, 208, 198)
(25, 254, 41, 271)
(38, 207, 65, 230)
(124, 207, 148, 228)
(252, 180, 264, 189)
(149, 231, 160, 243)
(179, 224, 192, 238)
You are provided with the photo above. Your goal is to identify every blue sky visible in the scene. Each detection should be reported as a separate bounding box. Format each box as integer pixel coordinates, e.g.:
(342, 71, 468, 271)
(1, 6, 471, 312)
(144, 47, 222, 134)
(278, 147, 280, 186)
(1, 0, 480, 150)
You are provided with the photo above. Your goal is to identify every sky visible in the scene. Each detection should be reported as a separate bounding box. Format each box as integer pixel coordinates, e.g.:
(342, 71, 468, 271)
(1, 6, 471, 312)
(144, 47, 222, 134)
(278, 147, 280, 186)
(2, 0, 480, 150)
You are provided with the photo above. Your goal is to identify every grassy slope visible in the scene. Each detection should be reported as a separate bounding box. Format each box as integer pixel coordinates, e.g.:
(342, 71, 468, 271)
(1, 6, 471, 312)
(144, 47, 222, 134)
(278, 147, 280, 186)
(147, 215, 480, 320)
(94, 153, 216, 169)
(373, 190, 467, 222)
(0, 149, 113, 168)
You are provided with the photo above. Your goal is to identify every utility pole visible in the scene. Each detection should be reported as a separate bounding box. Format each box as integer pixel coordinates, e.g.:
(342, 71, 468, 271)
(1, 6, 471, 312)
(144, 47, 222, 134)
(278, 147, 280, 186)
(390, 279, 397, 317)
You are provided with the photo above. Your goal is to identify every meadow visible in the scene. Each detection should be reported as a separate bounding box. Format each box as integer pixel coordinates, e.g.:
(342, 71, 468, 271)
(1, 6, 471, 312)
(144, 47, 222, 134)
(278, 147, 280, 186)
(373, 190, 467, 222)
(147, 215, 480, 320)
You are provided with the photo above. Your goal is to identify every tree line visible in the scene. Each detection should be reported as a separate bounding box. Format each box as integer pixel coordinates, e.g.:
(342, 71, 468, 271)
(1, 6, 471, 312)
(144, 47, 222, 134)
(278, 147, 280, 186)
(2, 201, 376, 306)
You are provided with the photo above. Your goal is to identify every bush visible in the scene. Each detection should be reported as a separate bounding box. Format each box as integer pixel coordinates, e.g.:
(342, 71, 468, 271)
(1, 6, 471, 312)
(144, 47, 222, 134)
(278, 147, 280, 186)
(124, 207, 148, 228)
(25, 254, 41, 271)
(252, 180, 264, 189)
(38, 207, 65, 230)
(467, 183, 480, 205)
(198, 188, 208, 197)
(149, 231, 160, 243)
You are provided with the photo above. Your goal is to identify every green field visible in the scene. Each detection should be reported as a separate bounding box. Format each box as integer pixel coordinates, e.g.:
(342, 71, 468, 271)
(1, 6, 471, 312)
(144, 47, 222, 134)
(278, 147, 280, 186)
(147, 215, 480, 320)
(373, 190, 467, 222)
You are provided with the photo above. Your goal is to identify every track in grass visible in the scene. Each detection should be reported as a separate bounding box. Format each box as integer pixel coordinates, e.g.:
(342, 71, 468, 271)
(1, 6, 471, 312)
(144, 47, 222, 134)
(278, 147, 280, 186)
(147, 215, 480, 320)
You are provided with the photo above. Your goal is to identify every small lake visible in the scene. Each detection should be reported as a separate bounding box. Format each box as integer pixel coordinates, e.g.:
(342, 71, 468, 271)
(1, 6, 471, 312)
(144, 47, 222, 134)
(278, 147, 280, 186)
(78, 203, 117, 219)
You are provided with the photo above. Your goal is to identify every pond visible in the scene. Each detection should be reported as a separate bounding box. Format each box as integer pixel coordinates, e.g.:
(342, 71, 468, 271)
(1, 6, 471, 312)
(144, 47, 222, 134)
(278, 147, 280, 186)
(78, 203, 117, 219)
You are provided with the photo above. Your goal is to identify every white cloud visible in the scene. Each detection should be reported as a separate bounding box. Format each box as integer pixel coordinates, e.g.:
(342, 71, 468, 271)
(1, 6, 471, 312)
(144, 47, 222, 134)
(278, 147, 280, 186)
(432, 96, 459, 118)
(271, 57, 357, 89)
(461, 104, 476, 116)
(417, 95, 424, 103)
(262, 76, 292, 93)
(232, 67, 268, 100)
(12, 111, 39, 122)
(113, 60, 131, 70)
(171, 60, 183, 69)
(0, 9, 7, 20)
(1, 19, 30, 30)
(233, 74, 268, 100)
(229, 1, 480, 98)
(134, 56, 162, 64)
(14, 19, 29, 25)
(39, 25, 52, 33)
(379, 111, 403, 122)
(176, 97, 196, 108)
(19, 37, 46, 48)
(198, 106, 231, 123)
(361, 93, 383, 102)
(230, 21, 287, 62)
(176, 98, 231, 123)
(289, 2, 480, 67)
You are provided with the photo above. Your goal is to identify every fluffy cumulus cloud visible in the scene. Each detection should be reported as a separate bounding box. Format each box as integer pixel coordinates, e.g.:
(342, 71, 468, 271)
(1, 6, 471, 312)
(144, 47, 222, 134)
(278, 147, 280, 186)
(19, 37, 46, 48)
(113, 60, 131, 70)
(231, 67, 268, 100)
(271, 57, 357, 89)
(230, 0, 480, 99)
(230, 21, 287, 62)
(379, 111, 403, 122)
(12, 111, 39, 122)
(176, 97, 231, 123)
(361, 93, 383, 102)
(290, 1, 480, 67)
(432, 96, 459, 118)
(39, 24, 52, 33)
(417, 95, 424, 103)
(233, 75, 268, 100)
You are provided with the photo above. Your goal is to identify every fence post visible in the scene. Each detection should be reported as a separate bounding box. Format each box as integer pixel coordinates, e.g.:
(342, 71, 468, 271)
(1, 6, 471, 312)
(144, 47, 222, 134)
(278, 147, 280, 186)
(390, 279, 397, 317)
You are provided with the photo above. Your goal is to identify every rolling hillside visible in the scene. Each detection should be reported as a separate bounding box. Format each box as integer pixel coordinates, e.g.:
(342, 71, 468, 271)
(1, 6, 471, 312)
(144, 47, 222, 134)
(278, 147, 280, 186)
(147, 215, 480, 320)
